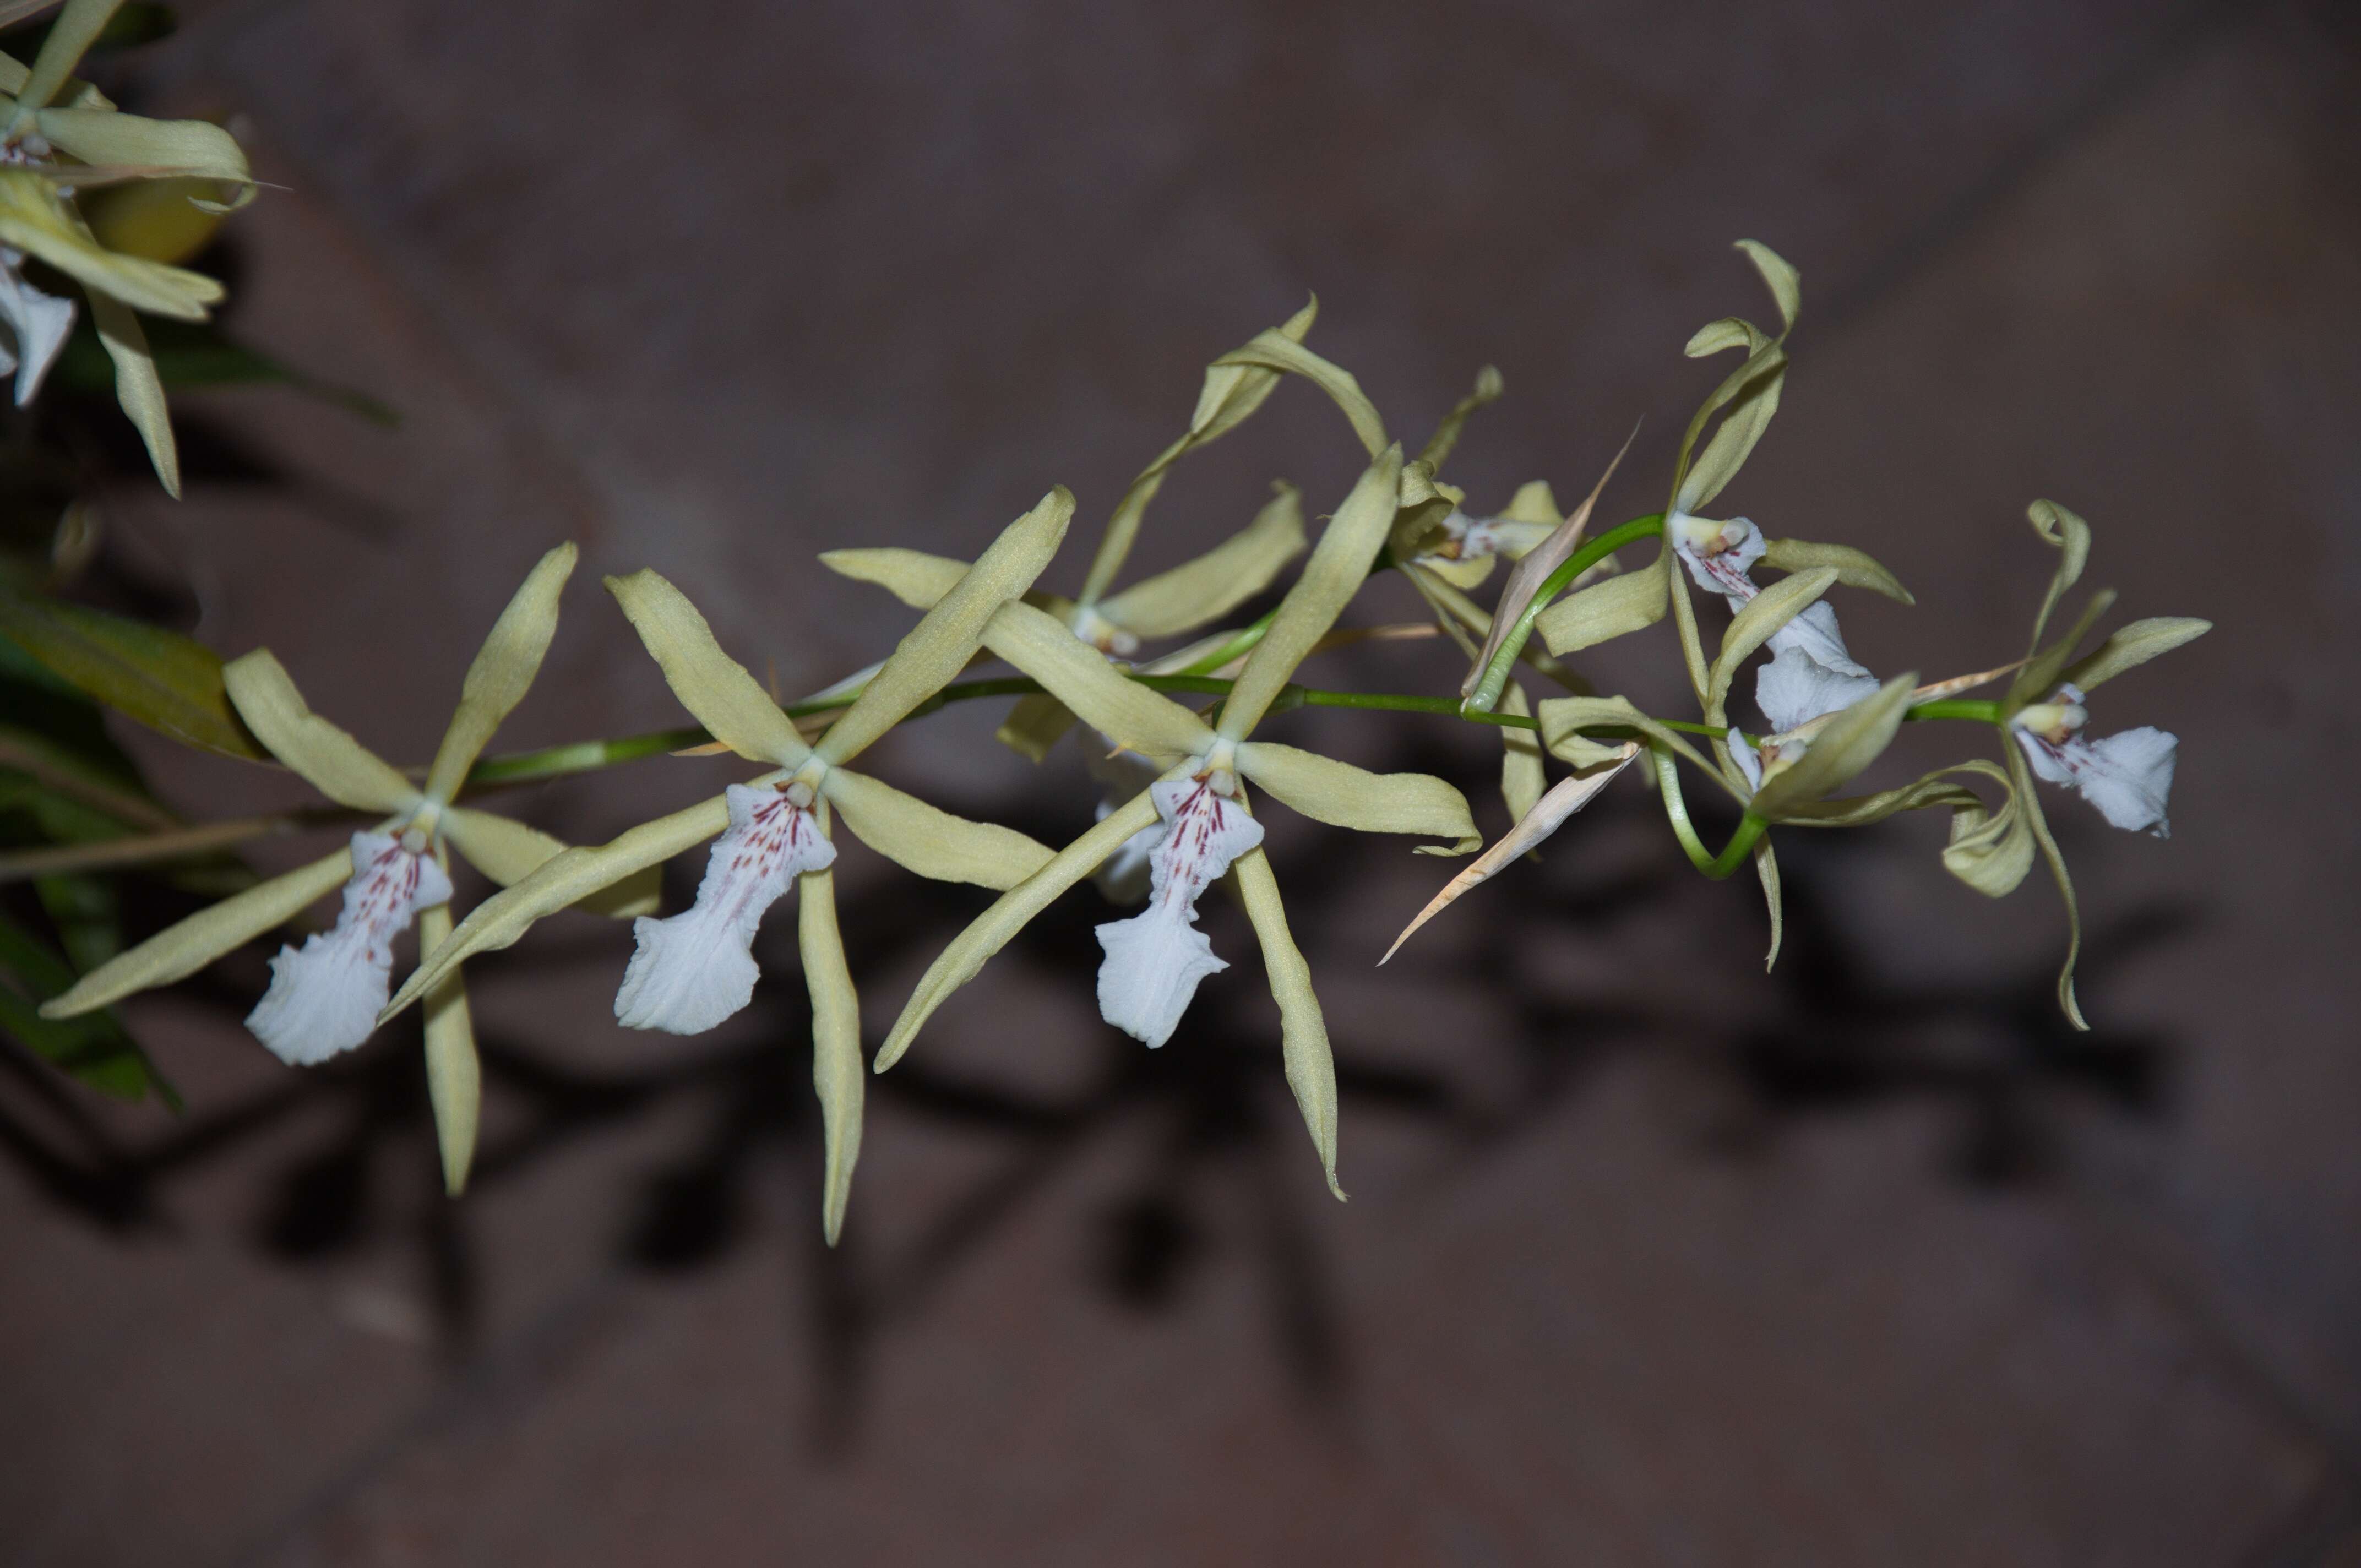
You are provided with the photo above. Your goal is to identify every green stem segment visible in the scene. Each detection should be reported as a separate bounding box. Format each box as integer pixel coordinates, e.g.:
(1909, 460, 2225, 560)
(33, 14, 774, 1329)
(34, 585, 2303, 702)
(1464, 513, 1666, 714)
(1649, 743, 1765, 880)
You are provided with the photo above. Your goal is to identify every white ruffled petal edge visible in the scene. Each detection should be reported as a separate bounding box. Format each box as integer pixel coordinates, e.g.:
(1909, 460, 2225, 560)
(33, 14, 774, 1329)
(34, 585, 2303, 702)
(615, 782, 835, 1035)
(246, 831, 453, 1066)
(1094, 775, 1263, 1047)
(2016, 721, 2177, 837)
(0, 246, 77, 407)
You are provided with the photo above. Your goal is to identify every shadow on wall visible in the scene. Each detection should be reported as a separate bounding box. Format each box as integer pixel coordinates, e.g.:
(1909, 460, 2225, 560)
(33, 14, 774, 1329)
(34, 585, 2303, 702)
(0, 764, 2191, 1456)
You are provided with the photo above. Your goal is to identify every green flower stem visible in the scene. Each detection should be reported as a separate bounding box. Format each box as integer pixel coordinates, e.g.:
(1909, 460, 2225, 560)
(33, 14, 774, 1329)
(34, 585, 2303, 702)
(1171, 609, 1279, 678)
(464, 726, 712, 787)
(1903, 699, 2004, 725)
(1464, 512, 1666, 713)
(1648, 742, 1764, 880)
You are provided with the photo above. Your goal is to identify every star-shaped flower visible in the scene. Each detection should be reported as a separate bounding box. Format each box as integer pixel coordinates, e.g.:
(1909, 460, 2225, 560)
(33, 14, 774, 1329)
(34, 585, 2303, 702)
(873, 445, 1478, 1198)
(40, 544, 650, 1190)
(378, 491, 1075, 1239)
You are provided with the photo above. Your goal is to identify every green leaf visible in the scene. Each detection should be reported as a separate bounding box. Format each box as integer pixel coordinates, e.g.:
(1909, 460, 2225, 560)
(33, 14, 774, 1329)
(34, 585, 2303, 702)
(0, 909, 163, 1102)
(0, 588, 265, 758)
(57, 317, 399, 426)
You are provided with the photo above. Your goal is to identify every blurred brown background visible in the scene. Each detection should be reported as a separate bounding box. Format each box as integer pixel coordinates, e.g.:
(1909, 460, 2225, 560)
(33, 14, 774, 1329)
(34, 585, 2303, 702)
(6, 0, 2360, 1562)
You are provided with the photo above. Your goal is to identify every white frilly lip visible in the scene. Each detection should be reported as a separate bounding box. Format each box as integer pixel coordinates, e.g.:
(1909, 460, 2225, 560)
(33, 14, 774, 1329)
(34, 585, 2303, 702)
(615, 782, 835, 1035)
(2012, 685, 2177, 836)
(0, 246, 78, 407)
(1094, 775, 1263, 1048)
(246, 831, 453, 1066)
(1421, 508, 1555, 565)
(1674, 515, 1881, 735)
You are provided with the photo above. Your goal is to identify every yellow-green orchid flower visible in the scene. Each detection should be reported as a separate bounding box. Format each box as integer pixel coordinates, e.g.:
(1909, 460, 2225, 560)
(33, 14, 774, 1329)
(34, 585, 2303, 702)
(376, 490, 1075, 1240)
(0, 0, 255, 493)
(39, 544, 645, 1190)
(874, 445, 1478, 1199)
(825, 301, 1339, 771)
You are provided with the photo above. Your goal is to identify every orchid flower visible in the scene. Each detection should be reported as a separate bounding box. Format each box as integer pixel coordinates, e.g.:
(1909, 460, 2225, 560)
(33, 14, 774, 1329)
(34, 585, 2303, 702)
(0, 0, 256, 491)
(873, 445, 1478, 1198)
(2009, 684, 2176, 836)
(39, 545, 647, 1190)
(1933, 500, 2211, 1026)
(378, 491, 1075, 1240)
(823, 308, 1406, 917)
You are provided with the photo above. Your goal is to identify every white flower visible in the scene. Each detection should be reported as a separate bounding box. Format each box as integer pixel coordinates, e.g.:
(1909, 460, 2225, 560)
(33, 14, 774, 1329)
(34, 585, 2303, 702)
(1417, 507, 1554, 567)
(0, 245, 75, 406)
(616, 780, 837, 1034)
(1094, 767, 1264, 1047)
(2010, 684, 2177, 837)
(1671, 513, 1879, 733)
(246, 831, 454, 1066)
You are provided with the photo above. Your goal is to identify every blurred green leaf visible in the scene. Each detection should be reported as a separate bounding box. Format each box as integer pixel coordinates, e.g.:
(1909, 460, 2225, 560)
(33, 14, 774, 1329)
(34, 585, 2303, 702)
(0, 2, 176, 57)
(0, 587, 266, 759)
(0, 911, 169, 1103)
(36, 872, 119, 971)
(57, 317, 400, 426)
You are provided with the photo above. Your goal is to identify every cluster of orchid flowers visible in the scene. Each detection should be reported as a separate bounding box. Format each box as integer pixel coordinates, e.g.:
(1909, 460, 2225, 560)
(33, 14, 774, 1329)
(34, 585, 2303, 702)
(37, 239, 2207, 1241)
(0, 0, 256, 493)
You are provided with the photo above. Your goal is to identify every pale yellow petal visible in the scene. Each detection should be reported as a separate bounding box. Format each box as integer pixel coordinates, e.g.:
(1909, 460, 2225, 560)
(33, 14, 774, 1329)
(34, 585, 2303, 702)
(981, 600, 1212, 763)
(817, 547, 969, 611)
(11, 0, 117, 111)
(823, 767, 1052, 890)
(34, 107, 252, 197)
(2061, 616, 2212, 693)
(1537, 695, 1730, 797)
(1235, 741, 1477, 853)
(1750, 673, 1918, 819)
(1097, 482, 1306, 639)
(1209, 331, 1387, 459)
(2020, 498, 2092, 660)
(382, 793, 731, 1024)
(425, 544, 575, 802)
(2012, 745, 2087, 1030)
(1415, 364, 1503, 472)
(440, 805, 660, 918)
(417, 874, 480, 1196)
(37, 845, 352, 1017)
(1671, 344, 1785, 516)
(798, 840, 864, 1244)
(2010, 589, 2117, 711)
(224, 650, 416, 814)
(818, 487, 1073, 767)
(83, 288, 178, 497)
(1759, 537, 1914, 605)
(1534, 552, 1668, 656)
(1499, 682, 1545, 826)
(1734, 239, 1802, 335)
(1753, 837, 1783, 971)
(0, 168, 219, 318)
(1219, 445, 1401, 740)
(875, 785, 1167, 1072)
(1941, 765, 2037, 899)
(1231, 845, 1344, 1200)
(606, 568, 810, 767)
(1078, 301, 1318, 606)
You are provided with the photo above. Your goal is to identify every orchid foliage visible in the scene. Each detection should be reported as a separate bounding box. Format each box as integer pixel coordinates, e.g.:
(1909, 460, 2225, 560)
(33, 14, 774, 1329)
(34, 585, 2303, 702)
(4, 228, 2209, 1240)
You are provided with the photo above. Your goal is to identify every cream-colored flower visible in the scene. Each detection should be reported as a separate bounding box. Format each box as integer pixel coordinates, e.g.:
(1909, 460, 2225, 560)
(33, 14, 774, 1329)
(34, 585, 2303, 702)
(40, 544, 643, 1190)
(377, 491, 1075, 1240)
